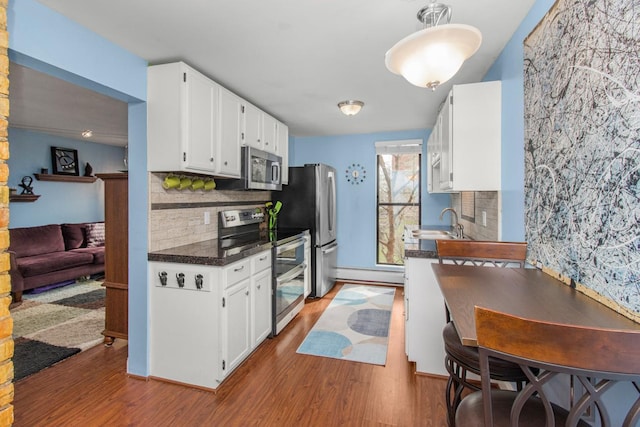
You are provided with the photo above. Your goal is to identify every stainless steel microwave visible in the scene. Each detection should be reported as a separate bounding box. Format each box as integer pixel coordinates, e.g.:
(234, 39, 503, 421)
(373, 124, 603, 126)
(216, 146, 282, 191)
(244, 146, 282, 190)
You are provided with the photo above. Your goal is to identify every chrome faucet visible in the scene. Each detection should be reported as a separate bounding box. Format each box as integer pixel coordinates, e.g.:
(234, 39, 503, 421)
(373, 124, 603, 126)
(440, 207, 464, 238)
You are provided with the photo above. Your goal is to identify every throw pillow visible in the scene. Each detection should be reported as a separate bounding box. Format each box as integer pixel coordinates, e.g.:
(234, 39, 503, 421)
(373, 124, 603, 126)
(61, 223, 87, 250)
(85, 222, 105, 247)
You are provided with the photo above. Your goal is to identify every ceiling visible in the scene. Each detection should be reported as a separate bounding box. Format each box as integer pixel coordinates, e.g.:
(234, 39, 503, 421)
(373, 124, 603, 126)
(9, 63, 129, 146)
(16, 0, 535, 144)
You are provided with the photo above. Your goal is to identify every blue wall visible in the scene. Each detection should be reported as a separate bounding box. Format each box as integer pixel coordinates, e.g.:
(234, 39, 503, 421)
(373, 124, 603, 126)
(8, 128, 125, 228)
(483, 0, 556, 241)
(291, 129, 449, 270)
(8, 0, 149, 376)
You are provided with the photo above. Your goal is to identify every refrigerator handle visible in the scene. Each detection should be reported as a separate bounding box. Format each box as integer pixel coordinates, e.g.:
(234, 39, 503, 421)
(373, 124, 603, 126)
(322, 241, 338, 254)
(328, 171, 335, 233)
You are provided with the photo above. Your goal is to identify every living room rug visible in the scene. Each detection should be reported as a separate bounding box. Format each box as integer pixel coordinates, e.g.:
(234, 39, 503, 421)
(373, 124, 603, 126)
(11, 280, 105, 381)
(297, 284, 395, 366)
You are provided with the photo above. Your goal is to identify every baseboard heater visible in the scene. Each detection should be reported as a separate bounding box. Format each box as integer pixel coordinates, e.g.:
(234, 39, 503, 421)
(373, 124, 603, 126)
(336, 267, 404, 285)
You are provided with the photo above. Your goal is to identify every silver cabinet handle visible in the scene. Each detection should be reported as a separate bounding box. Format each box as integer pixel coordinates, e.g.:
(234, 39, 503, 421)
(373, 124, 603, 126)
(259, 256, 268, 261)
(234, 265, 245, 272)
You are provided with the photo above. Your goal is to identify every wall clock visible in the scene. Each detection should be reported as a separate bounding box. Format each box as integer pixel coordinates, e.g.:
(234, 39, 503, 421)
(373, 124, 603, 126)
(345, 163, 366, 185)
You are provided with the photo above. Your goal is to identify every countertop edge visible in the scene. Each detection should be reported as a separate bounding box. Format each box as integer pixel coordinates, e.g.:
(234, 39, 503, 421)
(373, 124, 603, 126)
(148, 242, 274, 266)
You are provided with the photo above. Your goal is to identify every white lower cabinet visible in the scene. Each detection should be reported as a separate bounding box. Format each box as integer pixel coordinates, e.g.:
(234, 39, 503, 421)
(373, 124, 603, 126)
(221, 278, 251, 378)
(404, 257, 447, 376)
(251, 269, 272, 347)
(149, 249, 272, 390)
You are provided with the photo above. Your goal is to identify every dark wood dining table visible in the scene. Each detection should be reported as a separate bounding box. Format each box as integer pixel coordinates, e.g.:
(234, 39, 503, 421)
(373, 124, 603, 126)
(432, 264, 640, 347)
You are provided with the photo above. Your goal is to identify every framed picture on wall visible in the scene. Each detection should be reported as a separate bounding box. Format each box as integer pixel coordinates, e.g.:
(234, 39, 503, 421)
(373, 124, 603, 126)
(51, 146, 79, 176)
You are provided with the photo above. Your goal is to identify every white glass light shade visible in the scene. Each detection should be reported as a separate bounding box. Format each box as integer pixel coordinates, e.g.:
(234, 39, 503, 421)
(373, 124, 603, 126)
(338, 100, 364, 116)
(385, 24, 482, 89)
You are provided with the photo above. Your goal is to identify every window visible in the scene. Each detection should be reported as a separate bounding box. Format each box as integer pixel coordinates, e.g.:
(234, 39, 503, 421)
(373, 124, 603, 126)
(376, 140, 422, 265)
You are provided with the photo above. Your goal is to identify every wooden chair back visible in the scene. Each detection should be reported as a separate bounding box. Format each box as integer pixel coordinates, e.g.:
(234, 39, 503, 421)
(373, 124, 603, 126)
(436, 240, 527, 268)
(474, 306, 640, 426)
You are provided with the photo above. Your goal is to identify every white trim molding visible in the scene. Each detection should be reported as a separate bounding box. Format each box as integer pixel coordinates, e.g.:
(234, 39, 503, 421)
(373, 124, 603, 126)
(336, 267, 404, 285)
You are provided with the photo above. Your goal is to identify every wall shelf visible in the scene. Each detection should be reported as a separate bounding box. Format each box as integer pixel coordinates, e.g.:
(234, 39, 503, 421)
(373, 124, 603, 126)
(10, 194, 40, 202)
(34, 174, 97, 183)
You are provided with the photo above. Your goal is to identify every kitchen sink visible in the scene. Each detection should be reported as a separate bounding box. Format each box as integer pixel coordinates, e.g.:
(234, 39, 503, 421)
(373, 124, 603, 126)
(411, 229, 458, 240)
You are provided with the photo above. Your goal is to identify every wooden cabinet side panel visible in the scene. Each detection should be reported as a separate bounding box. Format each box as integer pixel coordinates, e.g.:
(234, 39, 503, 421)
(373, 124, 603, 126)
(99, 174, 129, 341)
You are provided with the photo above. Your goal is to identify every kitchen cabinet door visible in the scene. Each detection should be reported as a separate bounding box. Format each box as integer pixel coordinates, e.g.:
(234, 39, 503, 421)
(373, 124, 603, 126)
(221, 278, 251, 378)
(426, 118, 440, 194)
(184, 68, 218, 173)
(439, 94, 453, 191)
(148, 62, 218, 174)
(251, 269, 272, 348)
(243, 102, 263, 150)
(262, 113, 278, 155)
(218, 88, 242, 177)
(427, 80, 501, 193)
(404, 257, 447, 376)
(277, 121, 289, 185)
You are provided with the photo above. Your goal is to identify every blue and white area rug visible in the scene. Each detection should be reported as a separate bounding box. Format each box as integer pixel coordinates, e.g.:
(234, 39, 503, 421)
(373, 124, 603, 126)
(297, 284, 395, 365)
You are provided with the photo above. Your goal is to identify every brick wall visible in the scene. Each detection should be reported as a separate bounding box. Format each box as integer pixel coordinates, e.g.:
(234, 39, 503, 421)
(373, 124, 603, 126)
(0, 0, 14, 424)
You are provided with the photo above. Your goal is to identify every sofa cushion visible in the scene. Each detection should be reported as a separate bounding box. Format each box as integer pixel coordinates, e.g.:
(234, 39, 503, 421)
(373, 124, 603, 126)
(70, 247, 105, 265)
(85, 222, 105, 248)
(17, 251, 94, 277)
(9, 224, 65, 258)
(61, 223, 87, 250)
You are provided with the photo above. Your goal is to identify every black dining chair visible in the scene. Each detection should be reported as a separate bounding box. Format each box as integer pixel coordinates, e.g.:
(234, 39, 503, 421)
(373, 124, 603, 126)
(456, 306, 640, 426)
(436, 239, 529, 426)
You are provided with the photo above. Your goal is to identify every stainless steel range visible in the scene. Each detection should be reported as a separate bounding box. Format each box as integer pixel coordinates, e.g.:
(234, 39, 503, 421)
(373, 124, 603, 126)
(219, 208, 309, 336)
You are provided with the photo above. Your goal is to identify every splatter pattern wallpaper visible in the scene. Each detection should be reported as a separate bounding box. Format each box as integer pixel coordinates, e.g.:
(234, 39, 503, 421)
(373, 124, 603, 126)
(524, 0, 639, 315)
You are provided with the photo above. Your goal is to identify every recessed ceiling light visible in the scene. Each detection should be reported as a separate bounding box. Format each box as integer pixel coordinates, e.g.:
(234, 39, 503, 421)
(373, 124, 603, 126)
(82, 130, 93, 138)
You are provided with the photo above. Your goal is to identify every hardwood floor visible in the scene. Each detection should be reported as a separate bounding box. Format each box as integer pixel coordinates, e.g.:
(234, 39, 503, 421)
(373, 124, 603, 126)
(13, 282, 449, 426)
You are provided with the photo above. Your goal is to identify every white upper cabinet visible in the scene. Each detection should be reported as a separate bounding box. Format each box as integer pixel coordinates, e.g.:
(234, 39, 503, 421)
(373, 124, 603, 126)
(242, 104, 280, 156)
(261, 113, 278, 154)
(148, 61, 289, 181)
(218, 88, 242, 177)
(428, 80, 501, 192)
(148, 62, 219, 174)
(242, 102, 264, 150)
(277, 121, 289, 185)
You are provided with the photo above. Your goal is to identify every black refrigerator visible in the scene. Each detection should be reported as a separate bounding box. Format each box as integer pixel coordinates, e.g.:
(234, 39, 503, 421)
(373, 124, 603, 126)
(278, 164, 338, 297)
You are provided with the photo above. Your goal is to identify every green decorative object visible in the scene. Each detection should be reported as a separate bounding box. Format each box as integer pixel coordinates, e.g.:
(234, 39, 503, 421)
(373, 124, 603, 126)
(265, 201, 282, 230)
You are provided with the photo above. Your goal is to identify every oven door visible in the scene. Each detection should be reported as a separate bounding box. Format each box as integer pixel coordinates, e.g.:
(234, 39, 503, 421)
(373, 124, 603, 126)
(273, 236, 306, 335)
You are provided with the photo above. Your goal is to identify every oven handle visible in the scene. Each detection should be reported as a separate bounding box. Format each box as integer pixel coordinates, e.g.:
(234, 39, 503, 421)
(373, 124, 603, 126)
(277, 238, 306, 254)
(276, 263, 307, 285)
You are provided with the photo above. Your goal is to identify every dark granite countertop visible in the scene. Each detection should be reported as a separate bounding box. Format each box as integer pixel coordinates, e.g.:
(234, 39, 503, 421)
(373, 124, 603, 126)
(148, 239, 274, 266)
(148, 228, 309, 267)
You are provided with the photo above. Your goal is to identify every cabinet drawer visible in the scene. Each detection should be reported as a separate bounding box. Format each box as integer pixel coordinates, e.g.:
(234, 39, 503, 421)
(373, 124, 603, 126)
(253, 251, 272, 273)
(224, 258, 251, 288)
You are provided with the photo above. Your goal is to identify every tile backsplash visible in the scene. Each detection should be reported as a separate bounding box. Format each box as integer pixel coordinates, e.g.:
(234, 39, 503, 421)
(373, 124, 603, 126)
(148, 173, 271, 251)
(450, 191, 500, 241)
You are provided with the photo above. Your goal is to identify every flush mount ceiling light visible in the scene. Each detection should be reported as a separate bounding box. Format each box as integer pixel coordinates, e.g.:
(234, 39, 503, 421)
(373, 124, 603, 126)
(81, 129, 93, 138)
(338, 100, 364, 116)
(385, 1, 482, 90)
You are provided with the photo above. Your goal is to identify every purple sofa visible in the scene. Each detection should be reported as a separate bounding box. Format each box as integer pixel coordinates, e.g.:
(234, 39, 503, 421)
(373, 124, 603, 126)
(9, 223, 105, 302)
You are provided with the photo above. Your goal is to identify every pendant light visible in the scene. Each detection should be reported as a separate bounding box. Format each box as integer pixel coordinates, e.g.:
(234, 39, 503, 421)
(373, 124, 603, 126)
(385, 2, 481, 90)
